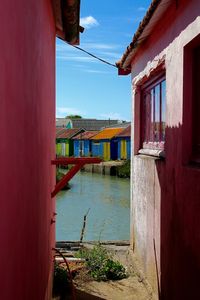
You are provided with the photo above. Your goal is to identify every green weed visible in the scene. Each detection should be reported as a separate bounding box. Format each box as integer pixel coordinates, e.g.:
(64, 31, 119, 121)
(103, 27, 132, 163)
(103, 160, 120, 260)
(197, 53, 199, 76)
(76, 244, 127, 281)
(117, 160, 130, 178)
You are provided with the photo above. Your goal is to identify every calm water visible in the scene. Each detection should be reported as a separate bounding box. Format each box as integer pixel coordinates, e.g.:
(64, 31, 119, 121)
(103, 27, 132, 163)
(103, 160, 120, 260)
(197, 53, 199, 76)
(56, 172, 130, 241)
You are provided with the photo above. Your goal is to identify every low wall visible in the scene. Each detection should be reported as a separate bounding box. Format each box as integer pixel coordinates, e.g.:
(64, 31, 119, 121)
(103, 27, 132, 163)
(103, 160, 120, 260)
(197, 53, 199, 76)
(83, 161, 124, 176)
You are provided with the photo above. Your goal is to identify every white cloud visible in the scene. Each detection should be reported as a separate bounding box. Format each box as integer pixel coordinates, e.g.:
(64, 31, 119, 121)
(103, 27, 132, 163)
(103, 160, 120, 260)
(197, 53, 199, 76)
(80, 16, 99, 29)
(137, 7, 146, 12)
(100, 51, 121, 59)
(56, 39, 121, 68)
(83, 69, 112, 74)
(56, 107, 86, 118)
(80, 43, 119, 50)
(56, 52, 119, 65)
(56, 55, 96, 62)
(56, 42, 120, 53)
(56, 39, 121, 64)
(99, 112, 123, 120)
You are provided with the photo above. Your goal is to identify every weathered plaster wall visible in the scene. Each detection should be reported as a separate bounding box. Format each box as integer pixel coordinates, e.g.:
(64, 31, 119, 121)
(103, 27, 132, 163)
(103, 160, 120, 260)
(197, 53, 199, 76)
(131, 1, 200, 299)
(0, 1, 55, 299)
(131, 153, 162, 300)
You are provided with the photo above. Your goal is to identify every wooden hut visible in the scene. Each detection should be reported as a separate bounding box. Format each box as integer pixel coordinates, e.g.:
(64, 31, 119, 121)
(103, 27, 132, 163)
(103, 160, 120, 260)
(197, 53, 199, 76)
(117, 0, 200, 298)
(56, 128, 84, 157)
(91, 128, 124, 160)
(73, 131, 99, 157)
(115, 125, 131, 160)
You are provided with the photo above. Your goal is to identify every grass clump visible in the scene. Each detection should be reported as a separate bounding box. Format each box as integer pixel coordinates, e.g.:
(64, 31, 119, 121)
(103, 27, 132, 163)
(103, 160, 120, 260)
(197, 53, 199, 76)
(75, 244, 127, 281)
(117, 160, 130, 178)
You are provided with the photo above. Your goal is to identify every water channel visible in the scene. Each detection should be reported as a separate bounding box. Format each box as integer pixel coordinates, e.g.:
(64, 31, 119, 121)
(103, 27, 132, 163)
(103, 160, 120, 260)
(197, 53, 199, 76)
(56, 171, 130, 241)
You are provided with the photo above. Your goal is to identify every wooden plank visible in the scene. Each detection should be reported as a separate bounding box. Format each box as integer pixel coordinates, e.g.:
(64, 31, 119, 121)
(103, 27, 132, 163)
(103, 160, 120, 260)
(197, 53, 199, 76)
(55, 257, 85, 262)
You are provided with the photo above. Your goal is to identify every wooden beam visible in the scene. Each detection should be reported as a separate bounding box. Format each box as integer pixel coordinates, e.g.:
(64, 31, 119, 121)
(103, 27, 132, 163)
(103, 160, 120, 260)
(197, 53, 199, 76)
(51, 157, 102, 197)
(52, 157, 102, 165)
(51, 163, 84, 198)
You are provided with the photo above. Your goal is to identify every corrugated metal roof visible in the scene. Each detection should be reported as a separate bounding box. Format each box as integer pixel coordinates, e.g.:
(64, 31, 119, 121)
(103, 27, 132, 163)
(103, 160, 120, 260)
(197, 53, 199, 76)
(92, 128, 124, 140)
(71, 119, 119, 130)
(116, 125, 131, 137)
(56, 118, 120, 130)
(56, 128, 83, 139)
(56, 127, 67, 137)
(104, 122, 131, 129)
(116, 0, 172, 74)
(72, 131, 99, 140)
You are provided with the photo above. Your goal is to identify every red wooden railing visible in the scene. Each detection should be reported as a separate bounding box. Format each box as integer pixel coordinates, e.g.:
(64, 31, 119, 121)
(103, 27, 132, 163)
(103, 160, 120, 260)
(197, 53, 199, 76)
(51, 157, 102, 197)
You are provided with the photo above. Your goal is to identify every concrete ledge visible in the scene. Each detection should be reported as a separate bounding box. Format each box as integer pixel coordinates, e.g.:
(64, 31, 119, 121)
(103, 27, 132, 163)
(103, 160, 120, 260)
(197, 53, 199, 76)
(138, 149, 165, 158)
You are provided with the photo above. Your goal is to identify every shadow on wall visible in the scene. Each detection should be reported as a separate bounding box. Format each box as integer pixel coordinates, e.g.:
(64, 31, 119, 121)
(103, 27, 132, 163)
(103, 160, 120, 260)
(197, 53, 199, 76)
(155, 124, 200, 300)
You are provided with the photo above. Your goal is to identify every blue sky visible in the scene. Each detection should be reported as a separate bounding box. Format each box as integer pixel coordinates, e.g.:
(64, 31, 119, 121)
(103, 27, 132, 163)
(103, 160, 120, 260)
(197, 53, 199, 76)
(56, 0, 151, 121)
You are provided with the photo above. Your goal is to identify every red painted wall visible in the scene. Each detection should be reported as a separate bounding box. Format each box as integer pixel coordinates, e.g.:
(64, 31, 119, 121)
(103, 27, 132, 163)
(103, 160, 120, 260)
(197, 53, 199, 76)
(0, 1, 55, 299)
(131, 1, 200, 299)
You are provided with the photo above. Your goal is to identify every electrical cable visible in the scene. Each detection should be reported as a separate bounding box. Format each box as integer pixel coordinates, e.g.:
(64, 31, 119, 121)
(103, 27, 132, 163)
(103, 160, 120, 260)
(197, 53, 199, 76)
(72, 45, 118, 68)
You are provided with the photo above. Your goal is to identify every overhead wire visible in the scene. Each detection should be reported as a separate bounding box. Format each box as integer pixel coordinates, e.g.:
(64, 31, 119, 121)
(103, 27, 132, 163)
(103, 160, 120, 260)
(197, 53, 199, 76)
(72, 45, 118, 68)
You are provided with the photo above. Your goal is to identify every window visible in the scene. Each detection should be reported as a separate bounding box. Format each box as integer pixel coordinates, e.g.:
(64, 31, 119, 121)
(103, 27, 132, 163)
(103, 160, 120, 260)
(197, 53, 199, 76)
(192, 45, 200, 160)
(183, 34, 200, 165)
(142, 76, 166, 150)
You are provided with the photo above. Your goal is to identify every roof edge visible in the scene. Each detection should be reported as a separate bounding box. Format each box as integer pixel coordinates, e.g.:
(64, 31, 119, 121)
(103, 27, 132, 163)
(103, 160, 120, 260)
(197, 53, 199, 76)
(116, 0, 162, 74)
(52, 0, 82, 45)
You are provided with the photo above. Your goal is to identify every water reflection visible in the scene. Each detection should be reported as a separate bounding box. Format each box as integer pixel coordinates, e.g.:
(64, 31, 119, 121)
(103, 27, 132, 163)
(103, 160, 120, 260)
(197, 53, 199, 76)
(56, 172, 130, 241)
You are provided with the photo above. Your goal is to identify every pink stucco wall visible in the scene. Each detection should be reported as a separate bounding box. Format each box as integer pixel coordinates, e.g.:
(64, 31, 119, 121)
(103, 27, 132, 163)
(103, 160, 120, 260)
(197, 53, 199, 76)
(131, 1, 200, 299)
(0, 1, 55, 299)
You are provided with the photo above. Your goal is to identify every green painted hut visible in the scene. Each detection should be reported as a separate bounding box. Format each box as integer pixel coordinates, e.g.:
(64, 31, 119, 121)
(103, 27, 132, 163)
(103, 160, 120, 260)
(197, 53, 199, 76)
(56, 128, 84, 157)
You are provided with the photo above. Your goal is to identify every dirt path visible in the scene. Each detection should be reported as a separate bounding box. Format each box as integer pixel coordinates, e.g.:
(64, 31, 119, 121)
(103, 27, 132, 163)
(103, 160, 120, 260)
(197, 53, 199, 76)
(75, 276, 151, 300)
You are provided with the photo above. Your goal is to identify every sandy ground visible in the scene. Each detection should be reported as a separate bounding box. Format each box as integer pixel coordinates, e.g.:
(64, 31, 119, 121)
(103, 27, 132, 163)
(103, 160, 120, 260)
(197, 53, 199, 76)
(75, 276, 151, 300)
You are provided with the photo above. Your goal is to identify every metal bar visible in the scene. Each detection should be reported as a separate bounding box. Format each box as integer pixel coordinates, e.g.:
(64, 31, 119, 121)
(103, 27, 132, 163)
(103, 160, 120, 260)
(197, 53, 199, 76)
(52, 247, 76, 300)
(51, 163, 84, 198)
(52, 157, 102, 165)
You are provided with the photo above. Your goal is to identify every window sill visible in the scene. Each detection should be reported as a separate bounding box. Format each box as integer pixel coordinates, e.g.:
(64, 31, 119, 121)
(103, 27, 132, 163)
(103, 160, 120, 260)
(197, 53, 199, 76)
(138, 148, 165, 158)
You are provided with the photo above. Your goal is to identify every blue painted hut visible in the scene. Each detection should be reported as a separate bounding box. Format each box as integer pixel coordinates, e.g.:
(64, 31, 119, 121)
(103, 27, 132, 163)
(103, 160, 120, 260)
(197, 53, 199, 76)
(56, 128, 84, 157)
(72, 131, 99, 157)
(91, 128, 124, 161)
(115, 125, 131, 160)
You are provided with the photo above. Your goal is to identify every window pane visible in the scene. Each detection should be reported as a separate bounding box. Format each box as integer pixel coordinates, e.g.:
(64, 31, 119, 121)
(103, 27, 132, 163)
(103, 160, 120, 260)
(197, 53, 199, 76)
(150, 89, 154, 142)
(161, 80, 166, 141)
(193, 46, 200, 156)
(142, 76, 166, 150)
(144, 92, 151, 142)
(154, 85, 160, 142)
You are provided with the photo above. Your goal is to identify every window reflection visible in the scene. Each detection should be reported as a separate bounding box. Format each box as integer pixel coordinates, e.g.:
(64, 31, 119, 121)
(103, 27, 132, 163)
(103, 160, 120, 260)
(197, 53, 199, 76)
(143, 77, 166, 150)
